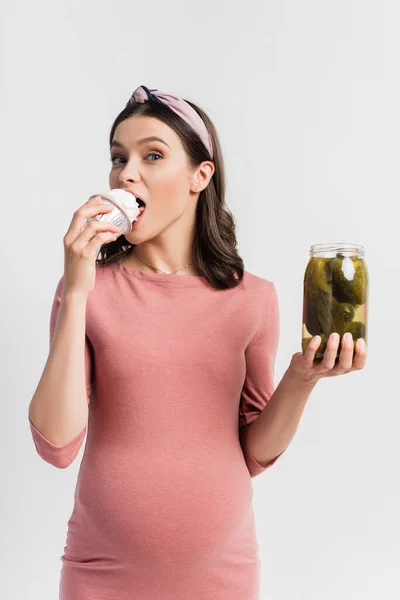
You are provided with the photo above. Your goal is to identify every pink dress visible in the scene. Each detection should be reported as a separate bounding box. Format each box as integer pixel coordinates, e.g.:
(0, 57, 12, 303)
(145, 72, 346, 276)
(29, 260, 284, 600)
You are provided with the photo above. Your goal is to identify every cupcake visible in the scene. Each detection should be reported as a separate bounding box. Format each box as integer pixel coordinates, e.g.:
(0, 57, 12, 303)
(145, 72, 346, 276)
(88, 189, 141, 235)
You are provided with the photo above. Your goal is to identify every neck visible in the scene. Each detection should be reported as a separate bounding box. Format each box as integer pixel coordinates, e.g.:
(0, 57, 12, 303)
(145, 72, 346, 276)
(126, 247, 199, 276)
(132, 221, 198, 272)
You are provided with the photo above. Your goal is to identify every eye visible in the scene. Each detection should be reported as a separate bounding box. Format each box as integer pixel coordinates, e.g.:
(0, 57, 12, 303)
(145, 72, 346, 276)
(109, 155, 123, 165)
(109, 152, 163, 165)
(146, 152, 163, 161)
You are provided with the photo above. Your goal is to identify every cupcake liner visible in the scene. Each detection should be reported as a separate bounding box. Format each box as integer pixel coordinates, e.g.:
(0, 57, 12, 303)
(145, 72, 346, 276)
(85, 196, 133, 236)
(96, 196, 133, 235)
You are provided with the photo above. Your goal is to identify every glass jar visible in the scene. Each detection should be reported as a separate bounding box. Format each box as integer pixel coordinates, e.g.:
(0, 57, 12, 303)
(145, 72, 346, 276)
(302, 243, 368, 361)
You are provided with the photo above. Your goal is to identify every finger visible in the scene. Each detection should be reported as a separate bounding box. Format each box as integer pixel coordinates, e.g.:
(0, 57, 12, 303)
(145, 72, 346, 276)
(336, 332, 354, 372)
(316, 332, 340, 372)
(303, 335, 322, 368)
(350, 337, 367, 371)
(77, 219, 120, 246)
(64, 202, 114, 246)
(87, 230, 120, 254)
(68, 222, 120, 259)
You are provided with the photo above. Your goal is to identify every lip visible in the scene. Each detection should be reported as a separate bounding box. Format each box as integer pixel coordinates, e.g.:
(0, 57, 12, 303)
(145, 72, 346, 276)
(122, 189, 145, 203)
(132, 205, 146, 227)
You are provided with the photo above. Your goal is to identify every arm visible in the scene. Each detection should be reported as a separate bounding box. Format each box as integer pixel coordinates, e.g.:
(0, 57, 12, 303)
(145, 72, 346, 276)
(239, 281, 286, 477)
(244, 367, 317, 468)
(28, 276, 93, 468)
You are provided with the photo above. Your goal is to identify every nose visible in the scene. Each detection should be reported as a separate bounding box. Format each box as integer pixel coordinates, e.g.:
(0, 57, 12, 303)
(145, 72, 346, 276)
(118, 162, 141, 186)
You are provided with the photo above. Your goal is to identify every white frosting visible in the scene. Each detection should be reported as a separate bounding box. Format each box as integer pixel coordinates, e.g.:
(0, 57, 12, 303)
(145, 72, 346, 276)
(99, 189, 140, 221)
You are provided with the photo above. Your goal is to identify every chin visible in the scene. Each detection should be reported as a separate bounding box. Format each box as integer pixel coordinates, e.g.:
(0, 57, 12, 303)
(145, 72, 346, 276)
(126, 217, 176, 244)
(124, 226, 156, 245)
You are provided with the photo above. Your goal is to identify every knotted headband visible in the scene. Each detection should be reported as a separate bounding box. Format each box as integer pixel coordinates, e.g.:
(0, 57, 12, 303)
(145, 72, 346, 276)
(125, 85, 214, 159)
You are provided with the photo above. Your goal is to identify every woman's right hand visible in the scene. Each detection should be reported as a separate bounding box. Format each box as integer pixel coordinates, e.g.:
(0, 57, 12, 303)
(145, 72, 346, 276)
(63, 195, 121, 297)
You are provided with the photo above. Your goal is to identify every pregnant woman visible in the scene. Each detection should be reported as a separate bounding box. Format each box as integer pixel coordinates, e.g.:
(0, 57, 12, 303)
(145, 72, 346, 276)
(28, 85, 366, 599)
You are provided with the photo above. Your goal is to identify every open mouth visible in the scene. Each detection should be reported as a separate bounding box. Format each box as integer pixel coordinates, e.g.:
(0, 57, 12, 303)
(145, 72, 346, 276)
(133, 197, 146, 225)
(136, 196, 146, 215)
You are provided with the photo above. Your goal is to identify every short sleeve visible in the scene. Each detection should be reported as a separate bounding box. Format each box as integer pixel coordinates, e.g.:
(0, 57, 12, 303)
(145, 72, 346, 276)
(239, 282, 286, 477)
(28, 275, 93, 468)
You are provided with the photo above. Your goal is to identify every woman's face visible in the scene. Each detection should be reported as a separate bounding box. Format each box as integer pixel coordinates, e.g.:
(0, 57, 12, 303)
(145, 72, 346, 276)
(109, 115, 200, 244)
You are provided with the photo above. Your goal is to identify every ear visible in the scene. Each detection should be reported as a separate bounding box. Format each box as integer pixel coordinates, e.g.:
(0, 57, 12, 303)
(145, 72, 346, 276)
(190, 161, 215, 193)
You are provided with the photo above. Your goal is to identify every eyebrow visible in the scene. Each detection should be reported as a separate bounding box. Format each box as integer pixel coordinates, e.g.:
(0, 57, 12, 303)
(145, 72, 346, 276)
(110, 136, 171, 150)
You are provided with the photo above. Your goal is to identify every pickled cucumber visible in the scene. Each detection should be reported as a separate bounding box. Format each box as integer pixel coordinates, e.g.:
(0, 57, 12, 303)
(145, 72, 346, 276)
(339, 302, 355, 322)
(316, 293, 346, 337)
(303, 258, 333, 336)
(345, 321, 366, 341)
(331, 257, 367, 305)
(304, 258, 332, 293)
(303, 288, 324, 335)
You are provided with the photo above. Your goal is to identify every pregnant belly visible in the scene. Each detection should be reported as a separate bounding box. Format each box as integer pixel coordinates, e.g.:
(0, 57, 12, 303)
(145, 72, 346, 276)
(73, 444, 254, 563)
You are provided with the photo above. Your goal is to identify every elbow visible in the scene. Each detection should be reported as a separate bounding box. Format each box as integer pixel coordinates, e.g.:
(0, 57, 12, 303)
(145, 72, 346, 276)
(30, 434, 82, 469)
(35, 449, 76, 469)
(244, 455, 267, 478)
(245, 450, 284, 478)
(240, 424, 285, 478)
(29, 416, 86, 469)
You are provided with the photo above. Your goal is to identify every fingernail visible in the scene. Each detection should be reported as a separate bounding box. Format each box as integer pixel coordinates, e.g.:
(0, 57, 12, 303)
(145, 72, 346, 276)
(331, 332, 339, 342)
(358, 338, 366, 348)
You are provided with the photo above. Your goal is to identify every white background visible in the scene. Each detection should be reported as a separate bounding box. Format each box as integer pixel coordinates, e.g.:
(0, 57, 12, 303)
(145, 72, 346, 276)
(1, 1, 399, 598)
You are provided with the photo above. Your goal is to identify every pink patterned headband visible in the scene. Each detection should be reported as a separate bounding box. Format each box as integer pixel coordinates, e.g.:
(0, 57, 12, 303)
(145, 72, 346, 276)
(125, 85, 214, 159)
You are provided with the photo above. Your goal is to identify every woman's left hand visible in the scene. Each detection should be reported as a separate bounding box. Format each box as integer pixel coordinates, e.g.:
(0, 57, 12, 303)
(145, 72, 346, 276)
(289, 332, 367, 385)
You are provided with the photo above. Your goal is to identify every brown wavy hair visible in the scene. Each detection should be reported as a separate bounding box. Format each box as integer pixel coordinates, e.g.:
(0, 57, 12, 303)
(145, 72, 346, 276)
(96, 95, 245, 289)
